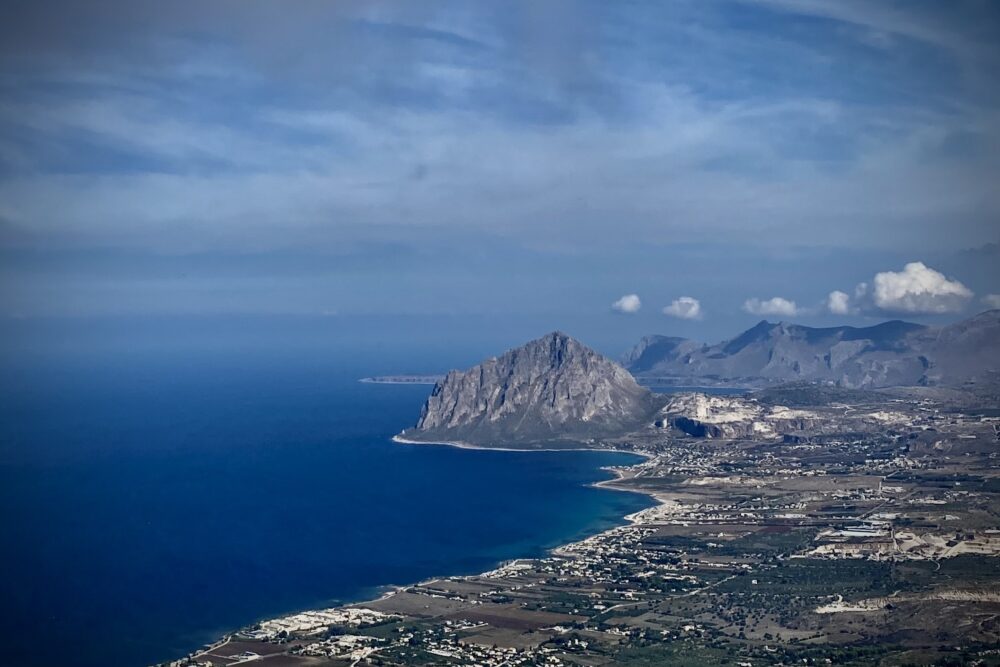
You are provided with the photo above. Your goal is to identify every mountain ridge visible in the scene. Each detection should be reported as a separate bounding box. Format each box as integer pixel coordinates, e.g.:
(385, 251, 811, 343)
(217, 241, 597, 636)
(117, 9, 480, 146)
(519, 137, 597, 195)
(625, 310, 1000, 389)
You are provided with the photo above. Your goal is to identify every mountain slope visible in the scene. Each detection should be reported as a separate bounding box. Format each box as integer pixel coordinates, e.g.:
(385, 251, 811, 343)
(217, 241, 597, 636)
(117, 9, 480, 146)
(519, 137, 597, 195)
(621, 335, 703, 374)
(624, 310, 999, 389)
(912, 310, 1000, 387)
(400, 331, 661, 446)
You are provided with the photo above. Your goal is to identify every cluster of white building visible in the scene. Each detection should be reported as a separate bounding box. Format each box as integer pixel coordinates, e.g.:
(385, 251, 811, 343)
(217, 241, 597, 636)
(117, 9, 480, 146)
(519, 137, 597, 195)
(243, 607, 396, 640)
(295, 634, 379, 660)
(422, 636, 567, 667)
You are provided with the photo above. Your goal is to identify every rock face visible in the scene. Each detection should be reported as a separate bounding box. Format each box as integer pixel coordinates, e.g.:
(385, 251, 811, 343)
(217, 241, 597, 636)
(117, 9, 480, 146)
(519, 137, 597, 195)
(401, 332, 661, 446)
(624, 310, 1000, 389)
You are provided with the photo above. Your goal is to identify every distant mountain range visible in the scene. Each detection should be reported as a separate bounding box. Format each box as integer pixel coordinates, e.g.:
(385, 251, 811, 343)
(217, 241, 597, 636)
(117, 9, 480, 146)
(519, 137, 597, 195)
(624, 310, 1000, 390)
(398, 331, 661, 447)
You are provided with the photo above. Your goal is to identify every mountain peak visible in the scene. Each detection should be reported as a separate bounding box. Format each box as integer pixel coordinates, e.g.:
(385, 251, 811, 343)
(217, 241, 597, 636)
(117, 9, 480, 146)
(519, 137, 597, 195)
(403, 333, 658, 446)
(723, 319, 780, 354)
(533, 330, 577, 350)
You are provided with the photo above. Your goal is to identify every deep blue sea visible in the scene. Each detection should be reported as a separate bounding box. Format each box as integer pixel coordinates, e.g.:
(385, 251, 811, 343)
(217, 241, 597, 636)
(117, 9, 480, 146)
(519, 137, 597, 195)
(0, 345, 652, 667)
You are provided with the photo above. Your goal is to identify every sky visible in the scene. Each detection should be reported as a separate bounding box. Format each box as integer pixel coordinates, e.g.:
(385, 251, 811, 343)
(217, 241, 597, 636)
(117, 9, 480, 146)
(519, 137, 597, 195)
(1, 0, 998, 356)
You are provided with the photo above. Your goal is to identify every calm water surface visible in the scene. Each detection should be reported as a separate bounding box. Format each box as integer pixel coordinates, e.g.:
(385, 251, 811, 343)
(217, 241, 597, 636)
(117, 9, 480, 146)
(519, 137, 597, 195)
(0, 351, 652, 666)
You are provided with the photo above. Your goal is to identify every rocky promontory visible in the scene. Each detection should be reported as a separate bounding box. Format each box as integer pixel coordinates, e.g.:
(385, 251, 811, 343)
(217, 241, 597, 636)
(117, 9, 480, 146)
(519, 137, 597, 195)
(399, 331, 661, 447)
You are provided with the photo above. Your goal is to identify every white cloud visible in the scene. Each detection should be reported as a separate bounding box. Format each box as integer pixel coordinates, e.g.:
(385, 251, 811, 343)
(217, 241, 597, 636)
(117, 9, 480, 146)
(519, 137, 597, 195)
(826, 290, 851, 315)
(743, 296, 799, 317)
(983, 294, 1000, 309)
(611, 293, 642, 314)
(662, 296, 702, 320)
(872, 262, 973, 314)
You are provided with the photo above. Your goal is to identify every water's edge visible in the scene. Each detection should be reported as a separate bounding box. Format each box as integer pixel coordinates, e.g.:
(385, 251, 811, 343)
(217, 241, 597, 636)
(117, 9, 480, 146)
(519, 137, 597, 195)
(177, 439, 661, 666)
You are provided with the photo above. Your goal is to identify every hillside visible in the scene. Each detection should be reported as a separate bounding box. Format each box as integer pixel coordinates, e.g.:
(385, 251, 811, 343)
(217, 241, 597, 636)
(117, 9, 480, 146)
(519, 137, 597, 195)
(624, 310, 1000, 389)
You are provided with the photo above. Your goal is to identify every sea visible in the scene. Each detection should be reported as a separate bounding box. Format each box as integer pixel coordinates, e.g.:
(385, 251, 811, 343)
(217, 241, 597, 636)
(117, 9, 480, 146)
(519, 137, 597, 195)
(0, 331, 656, 667)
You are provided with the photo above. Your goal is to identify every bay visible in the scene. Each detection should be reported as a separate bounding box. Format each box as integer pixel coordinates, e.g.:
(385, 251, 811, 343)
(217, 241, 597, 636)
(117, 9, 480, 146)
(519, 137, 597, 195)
(0, 351, 652, 666)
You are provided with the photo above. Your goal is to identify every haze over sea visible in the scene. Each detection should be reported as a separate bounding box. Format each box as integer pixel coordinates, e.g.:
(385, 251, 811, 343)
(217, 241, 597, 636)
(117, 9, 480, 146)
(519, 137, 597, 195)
(0, 319, 653, 667)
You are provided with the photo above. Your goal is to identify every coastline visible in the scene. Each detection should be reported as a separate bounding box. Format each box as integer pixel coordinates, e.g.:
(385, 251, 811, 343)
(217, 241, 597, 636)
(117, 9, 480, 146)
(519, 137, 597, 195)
(179, 435, 665, 666)
(358, 376, 444, 385)
(391, 433, 655, 459)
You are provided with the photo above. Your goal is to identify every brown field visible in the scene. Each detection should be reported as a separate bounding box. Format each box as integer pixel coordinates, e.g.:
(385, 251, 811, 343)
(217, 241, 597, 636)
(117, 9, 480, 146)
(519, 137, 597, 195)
(458, 626, 551, 649)
(447, 604, 585, 631)
(366, 591, 474, 617)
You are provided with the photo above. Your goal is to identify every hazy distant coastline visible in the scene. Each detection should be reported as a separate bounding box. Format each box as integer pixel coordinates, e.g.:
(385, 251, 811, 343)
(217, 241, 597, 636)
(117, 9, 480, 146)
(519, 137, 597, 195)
(358, 375, 444, 385)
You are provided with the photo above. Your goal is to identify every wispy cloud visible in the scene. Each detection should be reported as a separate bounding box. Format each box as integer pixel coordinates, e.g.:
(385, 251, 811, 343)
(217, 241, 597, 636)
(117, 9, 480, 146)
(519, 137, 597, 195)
(746, 0, 997, 57)
(1, 3, 996, 253)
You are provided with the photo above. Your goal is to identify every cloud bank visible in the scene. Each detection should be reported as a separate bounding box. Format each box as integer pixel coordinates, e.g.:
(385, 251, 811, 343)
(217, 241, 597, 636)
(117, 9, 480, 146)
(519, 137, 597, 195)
(0, 2, 997, 327)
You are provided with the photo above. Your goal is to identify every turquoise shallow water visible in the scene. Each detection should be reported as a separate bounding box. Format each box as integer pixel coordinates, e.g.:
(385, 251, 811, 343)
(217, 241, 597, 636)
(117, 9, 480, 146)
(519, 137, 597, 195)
(0, 350, 652, 667)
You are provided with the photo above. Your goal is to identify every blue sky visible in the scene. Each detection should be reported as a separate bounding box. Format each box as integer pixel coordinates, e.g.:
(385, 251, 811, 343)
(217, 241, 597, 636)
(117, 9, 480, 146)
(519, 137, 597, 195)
(1, 0, 998, 351)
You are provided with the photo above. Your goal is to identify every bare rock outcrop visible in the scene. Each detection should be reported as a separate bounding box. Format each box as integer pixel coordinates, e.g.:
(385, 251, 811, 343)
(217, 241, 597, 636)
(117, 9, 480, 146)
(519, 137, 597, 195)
(656, 393, 819, 439)
(400, 332, 661, 447)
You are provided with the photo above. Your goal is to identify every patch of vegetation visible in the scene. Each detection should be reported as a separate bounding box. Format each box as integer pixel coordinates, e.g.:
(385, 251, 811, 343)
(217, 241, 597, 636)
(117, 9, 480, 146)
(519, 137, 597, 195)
(753, 382, 881, 407)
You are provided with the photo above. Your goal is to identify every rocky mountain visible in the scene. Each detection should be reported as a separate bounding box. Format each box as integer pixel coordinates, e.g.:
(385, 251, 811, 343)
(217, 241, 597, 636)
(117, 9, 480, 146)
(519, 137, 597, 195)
(910, 310, 1000, 387)
(399, 331, 662, 447)
(624, 310, 1000, 389)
